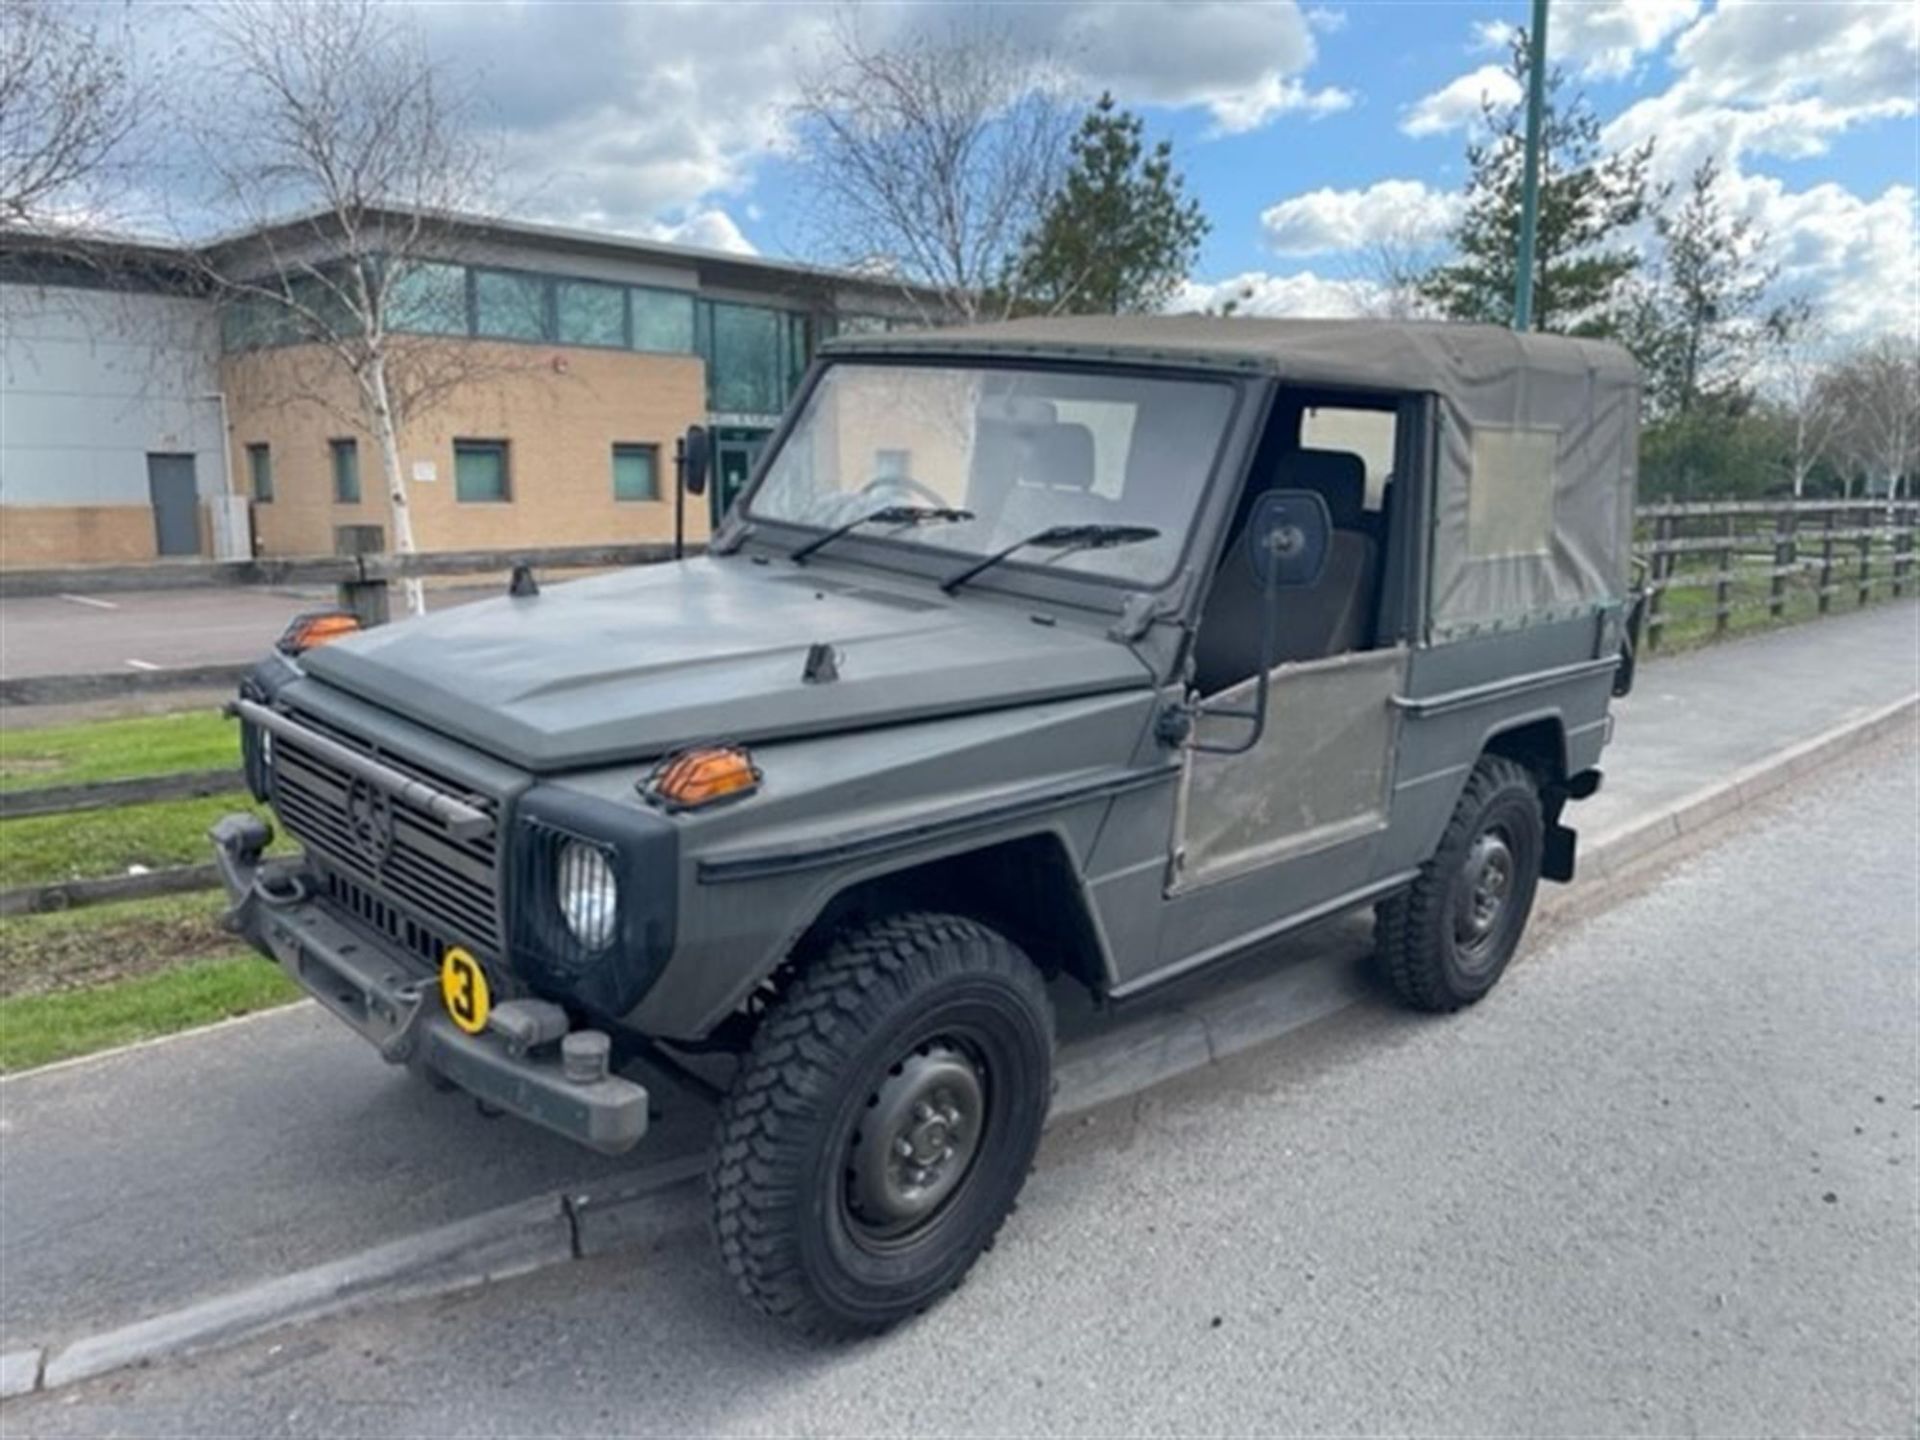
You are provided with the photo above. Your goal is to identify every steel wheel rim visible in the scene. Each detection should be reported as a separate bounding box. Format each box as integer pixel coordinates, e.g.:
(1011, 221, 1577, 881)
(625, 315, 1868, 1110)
(842, 1039, 987, 1246)
(1453, 827, 1515, 969)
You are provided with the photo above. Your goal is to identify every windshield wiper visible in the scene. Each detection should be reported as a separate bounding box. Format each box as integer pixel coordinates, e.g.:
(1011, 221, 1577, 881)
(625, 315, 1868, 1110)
(790, 504, 974, 565)
(939, 523, 1161, 595)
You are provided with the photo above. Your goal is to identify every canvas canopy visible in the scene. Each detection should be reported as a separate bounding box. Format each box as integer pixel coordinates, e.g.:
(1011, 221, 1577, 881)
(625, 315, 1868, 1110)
(828, 315, 1641, 640)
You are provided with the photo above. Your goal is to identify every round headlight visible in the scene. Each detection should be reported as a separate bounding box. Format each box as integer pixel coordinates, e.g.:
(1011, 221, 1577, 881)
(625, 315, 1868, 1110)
(556, 841, 619, 951)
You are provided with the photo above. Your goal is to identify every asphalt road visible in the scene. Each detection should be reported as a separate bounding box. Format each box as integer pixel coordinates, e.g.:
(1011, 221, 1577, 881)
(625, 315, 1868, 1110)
(0, 586, 493, 680)
(9, 729, 1914, 1437)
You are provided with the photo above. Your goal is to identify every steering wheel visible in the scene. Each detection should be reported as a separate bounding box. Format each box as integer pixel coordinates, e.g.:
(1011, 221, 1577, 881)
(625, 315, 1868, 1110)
(859, 474, 950, 509)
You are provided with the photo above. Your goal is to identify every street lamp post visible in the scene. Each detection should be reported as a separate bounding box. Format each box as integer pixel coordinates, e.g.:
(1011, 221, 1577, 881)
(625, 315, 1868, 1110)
(1513, 0, 1550, 331)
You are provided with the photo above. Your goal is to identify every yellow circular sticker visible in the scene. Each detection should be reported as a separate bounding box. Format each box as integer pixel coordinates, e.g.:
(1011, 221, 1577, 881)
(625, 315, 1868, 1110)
(440, 947, 491, 1035)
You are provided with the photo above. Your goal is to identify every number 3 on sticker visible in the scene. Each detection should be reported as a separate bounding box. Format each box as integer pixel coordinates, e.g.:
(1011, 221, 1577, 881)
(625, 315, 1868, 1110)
(440, 946, 491, 1034)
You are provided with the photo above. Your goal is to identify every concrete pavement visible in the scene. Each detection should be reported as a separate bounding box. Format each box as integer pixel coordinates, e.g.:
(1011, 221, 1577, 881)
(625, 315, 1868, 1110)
(8, 722, 1914, 1436)
(0, 603, 1914, 1369)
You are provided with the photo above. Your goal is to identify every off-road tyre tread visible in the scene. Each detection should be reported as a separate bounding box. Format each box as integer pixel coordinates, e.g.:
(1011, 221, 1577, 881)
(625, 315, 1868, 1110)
(1376, 753, 1540, 1013)
(709, 910, 1052, 1337)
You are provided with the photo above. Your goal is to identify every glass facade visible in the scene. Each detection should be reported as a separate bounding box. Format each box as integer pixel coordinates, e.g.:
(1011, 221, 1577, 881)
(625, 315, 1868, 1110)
(557, 279, 625, 348)
(473, 269, 548, 341)
(218, 253, 893, 423)
(386, 260, 467, 335)
(631, 287, 695, 353)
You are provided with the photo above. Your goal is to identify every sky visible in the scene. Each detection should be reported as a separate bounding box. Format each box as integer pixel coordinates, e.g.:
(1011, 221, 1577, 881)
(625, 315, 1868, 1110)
(134, 0, 1920, 341)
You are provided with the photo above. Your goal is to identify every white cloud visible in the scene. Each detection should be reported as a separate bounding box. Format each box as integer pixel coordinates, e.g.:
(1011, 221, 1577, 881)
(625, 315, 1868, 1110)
(410, 0, 1352, 239)
(1208, 77, 1354, 135)
(1593, 0, 1918, 341)
(1260, 180, 1462, 255)
(1732, 178, 1917, 340)
(1401, 64, 1521, 137)
(1174, 270, 1383, 318)
(1555, 0, 1701, 79)
(1041, 1, 1344, 135)
(640, 209, 759, 256)
(1473, 2, 1700, 80)
(1305, 7, 1348, 35)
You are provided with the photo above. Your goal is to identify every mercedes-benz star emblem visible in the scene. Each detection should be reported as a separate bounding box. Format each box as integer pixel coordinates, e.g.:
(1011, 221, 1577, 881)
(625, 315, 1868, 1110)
(344, 776, 396, 866)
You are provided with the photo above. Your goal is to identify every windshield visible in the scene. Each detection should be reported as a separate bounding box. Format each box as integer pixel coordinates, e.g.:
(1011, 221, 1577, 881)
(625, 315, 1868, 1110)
(745, 362, 1236, 587)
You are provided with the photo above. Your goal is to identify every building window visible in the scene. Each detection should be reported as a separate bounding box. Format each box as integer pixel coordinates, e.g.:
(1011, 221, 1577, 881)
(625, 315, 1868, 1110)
(330, 438, 361, 504)
(631, 287, 695, 353)
(247, 443, 273, 503)
(557, 279, 626, 348)
(454, 440, 510, 503)
(611, 443, 660, 502)
(704, 300, 785, 414)
(473, 269, 549, 341)
(387, 260, 468, 335)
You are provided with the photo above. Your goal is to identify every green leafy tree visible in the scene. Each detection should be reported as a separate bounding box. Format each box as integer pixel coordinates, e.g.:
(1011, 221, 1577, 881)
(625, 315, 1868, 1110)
(1013, 93, 1209, 315)
(1420, 32, 1652, 334)
(1626, 158, 1790, 417)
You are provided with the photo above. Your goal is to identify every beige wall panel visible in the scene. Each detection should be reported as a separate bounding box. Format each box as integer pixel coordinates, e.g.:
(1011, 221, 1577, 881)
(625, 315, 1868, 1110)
(0, 505, 156, 566)
(220, 341, 710, 556)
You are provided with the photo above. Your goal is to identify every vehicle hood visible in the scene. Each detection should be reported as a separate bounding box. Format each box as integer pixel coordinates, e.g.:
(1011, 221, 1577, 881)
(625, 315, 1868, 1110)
(300, 557, 1152, 772)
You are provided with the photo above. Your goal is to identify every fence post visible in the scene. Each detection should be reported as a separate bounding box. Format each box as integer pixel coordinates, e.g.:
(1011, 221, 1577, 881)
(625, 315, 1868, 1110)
(334, 528, 392, 629)
(1896, 504, 1914, 598)
(1857, 518, 1873, 608)
(1728, 514, 1743, 637)
(1817, 509, 1836, 615)
(1646, 510, 1674, 652)
(1769, 506, 1793, 619)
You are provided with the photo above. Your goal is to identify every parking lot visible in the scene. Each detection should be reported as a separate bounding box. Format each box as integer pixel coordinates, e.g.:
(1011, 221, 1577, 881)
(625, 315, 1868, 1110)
(0, 586, 492, 680)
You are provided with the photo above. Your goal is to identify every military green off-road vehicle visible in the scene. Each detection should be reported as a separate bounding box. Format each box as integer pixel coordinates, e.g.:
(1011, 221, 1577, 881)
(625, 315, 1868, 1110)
(214, 316, 1641, 1335)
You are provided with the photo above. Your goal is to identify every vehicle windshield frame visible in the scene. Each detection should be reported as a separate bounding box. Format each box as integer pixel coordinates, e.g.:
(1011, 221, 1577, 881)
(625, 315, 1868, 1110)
(735, 354, 1250, 606)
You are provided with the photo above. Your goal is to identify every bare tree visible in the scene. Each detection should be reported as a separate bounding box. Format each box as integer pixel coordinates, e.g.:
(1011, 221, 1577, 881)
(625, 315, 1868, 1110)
(1348, 227, 1444, 320)
(0, 0, 142, 232)
(1827, 337, 1920, 502)
(793, 13, 1075, 323)
(182, 0, 506, 615)
(1770, 308, 1845, 499)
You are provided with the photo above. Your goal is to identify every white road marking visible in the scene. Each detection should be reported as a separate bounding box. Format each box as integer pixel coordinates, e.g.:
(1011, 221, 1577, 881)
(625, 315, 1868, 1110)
(57, 593, 118, 610)
(123, 658, 161, 671)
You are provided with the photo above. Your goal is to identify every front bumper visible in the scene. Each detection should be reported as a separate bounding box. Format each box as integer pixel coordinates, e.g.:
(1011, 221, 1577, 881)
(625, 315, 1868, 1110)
(210, 814, 649, 1154)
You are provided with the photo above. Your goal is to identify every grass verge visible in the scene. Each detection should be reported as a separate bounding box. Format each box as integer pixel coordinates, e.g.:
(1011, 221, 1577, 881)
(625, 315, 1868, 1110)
(0, 792, 285, 890)
(0, 892, 238, 998)
(0, 956, 299, 1072)
(0, 709, 238, 792)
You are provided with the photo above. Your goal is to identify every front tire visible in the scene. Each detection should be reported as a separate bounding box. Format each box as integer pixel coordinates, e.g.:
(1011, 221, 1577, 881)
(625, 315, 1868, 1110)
(1376, 754, 1543, 1012)
(709, 912, 1054, 1337)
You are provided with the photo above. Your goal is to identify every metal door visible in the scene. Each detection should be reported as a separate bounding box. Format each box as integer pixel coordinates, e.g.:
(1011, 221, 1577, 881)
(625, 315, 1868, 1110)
(1173, 645, 1409, 892)
(146, 454, 200, 556)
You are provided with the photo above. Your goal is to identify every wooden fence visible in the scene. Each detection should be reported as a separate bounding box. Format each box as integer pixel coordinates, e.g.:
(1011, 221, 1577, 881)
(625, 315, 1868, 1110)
(1637, 498, 1917, 650)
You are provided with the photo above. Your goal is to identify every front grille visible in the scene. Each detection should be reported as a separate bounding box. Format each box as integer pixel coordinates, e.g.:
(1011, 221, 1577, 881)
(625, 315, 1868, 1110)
(322, 869, 445, 969)
(269, 712, 504, 956)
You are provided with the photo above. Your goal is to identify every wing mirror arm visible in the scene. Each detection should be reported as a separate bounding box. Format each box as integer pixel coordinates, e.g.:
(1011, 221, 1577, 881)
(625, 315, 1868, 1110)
(674, 425, 710, 561)
(1186, 560, 1278, 756)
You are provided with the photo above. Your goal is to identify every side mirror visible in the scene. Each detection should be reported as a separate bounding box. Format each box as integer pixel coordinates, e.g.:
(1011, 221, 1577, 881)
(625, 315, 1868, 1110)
(680, 425, 710, 497)
(1247, 489, 1330, 591)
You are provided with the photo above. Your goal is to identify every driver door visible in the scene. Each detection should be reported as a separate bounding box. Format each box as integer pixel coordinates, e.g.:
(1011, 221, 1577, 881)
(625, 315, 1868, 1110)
(1171, 645, 1408, 894)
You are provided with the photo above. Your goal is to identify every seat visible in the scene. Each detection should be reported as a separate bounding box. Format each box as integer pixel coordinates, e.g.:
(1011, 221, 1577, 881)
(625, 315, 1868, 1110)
(1191, 449, 1379, 696)
(997, 422, 1108, 534)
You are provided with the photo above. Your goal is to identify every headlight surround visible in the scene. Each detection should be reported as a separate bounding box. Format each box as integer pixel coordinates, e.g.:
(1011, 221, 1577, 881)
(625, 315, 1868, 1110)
(555, 840, 619, 952)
